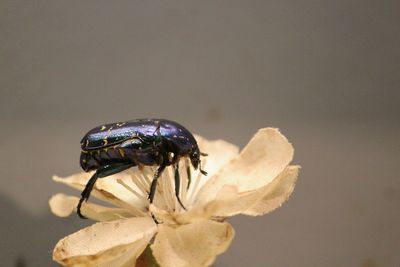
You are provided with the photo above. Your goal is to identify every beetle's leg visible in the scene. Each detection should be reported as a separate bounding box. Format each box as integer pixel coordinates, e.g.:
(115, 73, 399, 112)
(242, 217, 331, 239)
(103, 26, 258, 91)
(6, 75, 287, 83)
(77, 163, 135, 219)
(77, 172, 98, 219)
(174, 162, 187, 210)
(148, 167, 161, 224)
(200, 168, 208, 176)
(148, 163, 165, 223)
(199, 160, 208, 176)
(199, 152, 208, 175)
(185, 158, 192, 190)
(148, 164, 166, 204)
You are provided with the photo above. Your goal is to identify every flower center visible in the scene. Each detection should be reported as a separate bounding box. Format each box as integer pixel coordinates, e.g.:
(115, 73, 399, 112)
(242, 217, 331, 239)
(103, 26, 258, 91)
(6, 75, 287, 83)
(116, 159, 207, 215)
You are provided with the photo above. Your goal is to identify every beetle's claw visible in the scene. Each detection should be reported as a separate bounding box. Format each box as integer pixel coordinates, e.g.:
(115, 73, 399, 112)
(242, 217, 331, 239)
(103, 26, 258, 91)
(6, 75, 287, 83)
(77, 198, 88, 219)
(200, 169, 208, 176)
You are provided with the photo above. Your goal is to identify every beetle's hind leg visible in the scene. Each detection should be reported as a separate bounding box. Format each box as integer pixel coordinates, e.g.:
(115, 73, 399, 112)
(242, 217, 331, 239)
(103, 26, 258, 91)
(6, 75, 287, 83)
(77, 163, 135, 219)
(77, 172, 98, 219)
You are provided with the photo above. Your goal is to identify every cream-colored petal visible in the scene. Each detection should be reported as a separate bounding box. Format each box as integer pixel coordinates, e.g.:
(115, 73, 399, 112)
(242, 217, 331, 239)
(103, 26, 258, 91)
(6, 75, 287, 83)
(53, 173, 147, 217)
(49, 194, 78, 218)
(194, 128, 294, 206)
(97, 244, 144, 267)
(151, 220, 235, 267)
(205, 166, 300, 217)
(243, 165, 300, 216)
(49, 193, 135, 221)
(53, 217, 157, 266)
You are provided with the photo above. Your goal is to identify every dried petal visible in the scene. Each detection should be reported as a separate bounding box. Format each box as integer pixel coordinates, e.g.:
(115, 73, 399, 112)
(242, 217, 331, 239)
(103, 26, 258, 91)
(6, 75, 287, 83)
(151, 220, 235, 267)
(49, 194, 78, 217)
(194, 128, 294, 206)
(203, 166, 299, 217)
(243, 165, 300, 216)
(53, 217, 157, 266)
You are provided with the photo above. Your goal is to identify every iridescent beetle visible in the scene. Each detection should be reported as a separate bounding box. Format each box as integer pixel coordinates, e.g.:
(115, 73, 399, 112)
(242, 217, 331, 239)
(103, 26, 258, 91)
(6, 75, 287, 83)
(78, 119, 207, 219)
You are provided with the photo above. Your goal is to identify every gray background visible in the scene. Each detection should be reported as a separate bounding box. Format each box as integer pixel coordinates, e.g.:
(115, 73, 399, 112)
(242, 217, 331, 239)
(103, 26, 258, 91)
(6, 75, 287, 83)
(1, 1, 399, 266)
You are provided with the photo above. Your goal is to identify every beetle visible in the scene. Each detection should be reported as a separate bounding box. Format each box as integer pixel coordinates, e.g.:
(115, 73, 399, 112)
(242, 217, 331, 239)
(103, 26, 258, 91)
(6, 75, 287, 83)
(77, 119, 207, 219)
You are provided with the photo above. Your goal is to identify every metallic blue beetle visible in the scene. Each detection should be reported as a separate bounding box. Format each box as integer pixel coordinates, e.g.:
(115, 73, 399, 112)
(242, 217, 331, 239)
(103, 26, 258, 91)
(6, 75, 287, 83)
(78, 119, 207, 219)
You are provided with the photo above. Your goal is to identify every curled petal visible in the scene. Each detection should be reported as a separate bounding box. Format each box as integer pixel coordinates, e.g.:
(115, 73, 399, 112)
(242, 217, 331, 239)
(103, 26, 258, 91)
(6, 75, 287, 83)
(204, 166, 300, 217)
(53, 217, 157, 266)
(243, 165, 300, 216)
(151, 220, 235, 267)
(49, 193, 134, 221)
(194, 128, 294, 206)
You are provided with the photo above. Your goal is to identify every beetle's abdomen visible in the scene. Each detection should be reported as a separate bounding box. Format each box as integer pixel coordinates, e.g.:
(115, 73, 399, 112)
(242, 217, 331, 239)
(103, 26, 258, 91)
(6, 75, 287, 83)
(80, 147, 134, 172)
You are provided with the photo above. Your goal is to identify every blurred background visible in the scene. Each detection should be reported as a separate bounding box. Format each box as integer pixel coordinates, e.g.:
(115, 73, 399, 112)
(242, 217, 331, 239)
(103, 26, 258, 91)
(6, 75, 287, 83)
(1, 1, 399, 266)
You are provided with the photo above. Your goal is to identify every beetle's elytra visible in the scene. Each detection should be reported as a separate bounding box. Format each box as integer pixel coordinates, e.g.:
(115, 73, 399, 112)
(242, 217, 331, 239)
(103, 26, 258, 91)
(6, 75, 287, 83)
(77, 119, 207, 220)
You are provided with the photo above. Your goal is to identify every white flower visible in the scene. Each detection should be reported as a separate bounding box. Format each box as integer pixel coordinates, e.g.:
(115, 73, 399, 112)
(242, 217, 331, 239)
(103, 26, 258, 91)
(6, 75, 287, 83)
(49, 128, 300, 267)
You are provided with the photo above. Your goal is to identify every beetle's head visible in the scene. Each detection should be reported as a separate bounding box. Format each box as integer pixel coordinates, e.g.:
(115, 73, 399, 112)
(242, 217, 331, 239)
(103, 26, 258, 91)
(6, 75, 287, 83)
(190, 147, 208, 176)
(189, 148, 200, 169)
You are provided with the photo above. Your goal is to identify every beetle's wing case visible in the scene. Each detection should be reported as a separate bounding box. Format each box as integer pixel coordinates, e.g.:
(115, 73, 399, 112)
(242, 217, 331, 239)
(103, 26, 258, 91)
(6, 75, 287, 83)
(81, 122, 139, 151)
(80, 120, 159, 151)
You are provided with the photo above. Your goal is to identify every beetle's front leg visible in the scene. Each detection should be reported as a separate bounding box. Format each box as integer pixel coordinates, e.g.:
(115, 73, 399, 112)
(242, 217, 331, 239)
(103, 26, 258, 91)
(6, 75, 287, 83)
(174, 162, 187, 210)
(185, 157, 192, 190)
